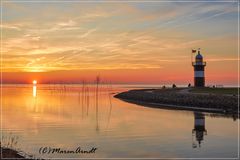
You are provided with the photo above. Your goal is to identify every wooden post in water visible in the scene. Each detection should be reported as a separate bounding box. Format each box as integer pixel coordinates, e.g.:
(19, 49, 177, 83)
(95, 76, 100, 132)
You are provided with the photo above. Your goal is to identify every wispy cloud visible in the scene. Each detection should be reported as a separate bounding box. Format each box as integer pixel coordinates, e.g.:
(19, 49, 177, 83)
(207, 58, 239, 62)
(79, 28, 98, 38)
(57, 20, 76, 27)
(1, 24, 22, 31)
(2, 1, 238, 75)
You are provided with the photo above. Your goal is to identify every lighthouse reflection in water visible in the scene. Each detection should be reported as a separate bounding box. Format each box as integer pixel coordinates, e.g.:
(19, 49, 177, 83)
(192, 112, 207, 148)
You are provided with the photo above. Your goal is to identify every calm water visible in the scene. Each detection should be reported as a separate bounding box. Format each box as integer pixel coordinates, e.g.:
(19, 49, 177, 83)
(2, 84, 238, 159)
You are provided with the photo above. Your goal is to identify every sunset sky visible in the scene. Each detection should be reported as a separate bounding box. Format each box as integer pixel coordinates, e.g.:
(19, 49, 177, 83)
(2, 1, 239, 85)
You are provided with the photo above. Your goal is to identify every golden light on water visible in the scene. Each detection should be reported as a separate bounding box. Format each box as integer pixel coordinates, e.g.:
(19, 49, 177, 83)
(33, 80, 37, 97)
(33, 86, 37, 97)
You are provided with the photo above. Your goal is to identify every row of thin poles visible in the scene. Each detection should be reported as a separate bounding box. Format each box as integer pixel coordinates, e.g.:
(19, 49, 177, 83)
(44, 76, 114, 132)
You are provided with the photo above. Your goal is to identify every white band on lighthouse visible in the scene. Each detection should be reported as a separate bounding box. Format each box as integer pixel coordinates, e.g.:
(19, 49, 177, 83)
(194, 71, 204, 77)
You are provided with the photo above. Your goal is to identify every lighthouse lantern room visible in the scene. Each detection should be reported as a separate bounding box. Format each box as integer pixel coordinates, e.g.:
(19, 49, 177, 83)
(192, 49, 206, 87)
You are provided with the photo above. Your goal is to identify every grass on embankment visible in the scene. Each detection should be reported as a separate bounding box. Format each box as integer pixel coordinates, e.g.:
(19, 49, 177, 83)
(189, 87, 238, 95)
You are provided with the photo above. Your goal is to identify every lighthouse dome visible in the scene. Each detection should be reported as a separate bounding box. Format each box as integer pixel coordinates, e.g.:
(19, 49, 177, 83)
(196, 53, 203, 59)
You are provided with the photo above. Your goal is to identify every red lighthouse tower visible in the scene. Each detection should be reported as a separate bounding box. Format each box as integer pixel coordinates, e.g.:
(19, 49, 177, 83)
(192, 49, 206, 87)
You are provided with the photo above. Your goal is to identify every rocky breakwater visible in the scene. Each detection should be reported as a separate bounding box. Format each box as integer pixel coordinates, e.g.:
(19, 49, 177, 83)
(114, 88, 238, 115)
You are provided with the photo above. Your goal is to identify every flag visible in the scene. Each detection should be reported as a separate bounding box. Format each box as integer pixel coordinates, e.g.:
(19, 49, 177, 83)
(192, 49, 197, 53)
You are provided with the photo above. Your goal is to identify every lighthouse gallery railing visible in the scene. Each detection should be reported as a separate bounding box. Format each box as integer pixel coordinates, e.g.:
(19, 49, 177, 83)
(192, 62, 206, 66)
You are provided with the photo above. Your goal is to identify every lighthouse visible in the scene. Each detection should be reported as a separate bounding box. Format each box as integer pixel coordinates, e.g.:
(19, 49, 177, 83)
(192, 49, 206, 87)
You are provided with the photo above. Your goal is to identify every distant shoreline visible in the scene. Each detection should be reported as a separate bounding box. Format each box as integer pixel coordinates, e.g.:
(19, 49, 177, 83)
(1, 83, 239, 88)
(114, 88, 239, 116)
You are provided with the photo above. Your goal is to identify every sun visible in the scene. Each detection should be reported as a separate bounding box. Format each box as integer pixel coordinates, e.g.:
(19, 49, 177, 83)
(33, 80, 37, 85)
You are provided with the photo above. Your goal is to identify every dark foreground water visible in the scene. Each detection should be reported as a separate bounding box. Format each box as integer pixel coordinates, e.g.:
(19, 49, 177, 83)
(2, 84, 238, 159)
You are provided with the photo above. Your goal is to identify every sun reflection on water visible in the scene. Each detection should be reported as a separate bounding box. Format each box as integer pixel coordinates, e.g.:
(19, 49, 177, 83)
(33, 85, 37, 97)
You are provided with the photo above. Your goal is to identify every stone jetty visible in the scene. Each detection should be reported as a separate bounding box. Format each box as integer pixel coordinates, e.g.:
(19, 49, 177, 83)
(114, 88, 238, 115)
